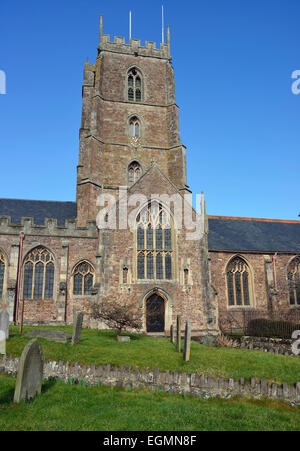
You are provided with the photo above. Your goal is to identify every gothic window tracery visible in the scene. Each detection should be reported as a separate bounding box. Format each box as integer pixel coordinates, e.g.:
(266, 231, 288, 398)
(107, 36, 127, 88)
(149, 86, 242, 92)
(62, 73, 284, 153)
(226, 257, 251, 307)
(136, 202, 173, 280)
(128, 161, 141, 186)
(287, 257, 300, 306)
(73, 262, 95, 296)
(129, 117, 140, 138)
(128, 68, 142, 102)
(0, 251, 5, 299)
(23, 247, 55, 300)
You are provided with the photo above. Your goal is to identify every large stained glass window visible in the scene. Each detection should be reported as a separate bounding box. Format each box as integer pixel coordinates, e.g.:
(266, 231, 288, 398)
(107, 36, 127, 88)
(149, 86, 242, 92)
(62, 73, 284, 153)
(136, 202, 173, 280)
(287, 257, 300, 306)
(23, 247, 55, 300)
(226, 257, 251, 307)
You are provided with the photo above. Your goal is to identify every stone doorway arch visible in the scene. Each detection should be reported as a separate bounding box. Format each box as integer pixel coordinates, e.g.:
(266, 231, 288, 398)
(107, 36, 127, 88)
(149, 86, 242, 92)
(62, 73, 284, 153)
(146, 293, 165, 333)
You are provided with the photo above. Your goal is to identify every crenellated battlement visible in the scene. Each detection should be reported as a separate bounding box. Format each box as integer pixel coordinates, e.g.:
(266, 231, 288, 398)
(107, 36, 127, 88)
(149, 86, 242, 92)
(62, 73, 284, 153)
(0, 216, 98, 239)
(97, 14, 171, 60)
(98, 34, 171, 60)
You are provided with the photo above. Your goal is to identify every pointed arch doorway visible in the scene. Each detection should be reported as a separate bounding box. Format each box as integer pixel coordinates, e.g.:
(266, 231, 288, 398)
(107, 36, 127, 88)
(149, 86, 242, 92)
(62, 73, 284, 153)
(146, 293, 165, 333)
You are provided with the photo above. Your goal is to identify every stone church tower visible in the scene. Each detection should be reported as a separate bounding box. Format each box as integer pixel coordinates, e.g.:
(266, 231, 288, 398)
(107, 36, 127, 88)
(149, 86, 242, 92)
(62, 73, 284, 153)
(75, 16, 218, 335)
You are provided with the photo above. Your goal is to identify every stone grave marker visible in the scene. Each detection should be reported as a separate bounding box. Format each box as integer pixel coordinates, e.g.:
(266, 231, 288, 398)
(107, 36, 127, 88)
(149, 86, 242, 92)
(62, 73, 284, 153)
(25, 329, 72, 343)
(183, 320, 191, 362)
(14, 339, 44, 403)
(117, 336, 130, 342)
(72, 312, 84, 345)
(0, 308, 9, 339)
(170, 324, 175, 344)
(176, 315, 181, 352)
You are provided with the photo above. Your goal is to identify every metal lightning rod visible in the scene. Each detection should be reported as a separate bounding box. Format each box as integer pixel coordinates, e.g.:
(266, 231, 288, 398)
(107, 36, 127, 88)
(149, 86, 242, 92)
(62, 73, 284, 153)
(162, 5, 164, 44)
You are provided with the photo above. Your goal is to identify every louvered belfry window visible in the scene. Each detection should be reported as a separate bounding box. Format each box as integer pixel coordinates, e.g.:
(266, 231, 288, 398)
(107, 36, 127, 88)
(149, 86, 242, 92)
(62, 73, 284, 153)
(288, 257, 300, 306)
(137, 202, 173, 280)
(23, 247, 55, 300)
(128, 68, 142, 102)
(227, 257, 251, 307)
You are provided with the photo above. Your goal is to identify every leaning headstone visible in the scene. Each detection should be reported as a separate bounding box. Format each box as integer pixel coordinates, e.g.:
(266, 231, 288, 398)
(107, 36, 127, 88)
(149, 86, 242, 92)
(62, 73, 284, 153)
(176, 315, 181, 352)
(14, 339, 44, 403)
(0, 308, 9, 339)
(72, 312, 84, 345)
(183, 320, 191, 362)
(170, 325, 175, 344)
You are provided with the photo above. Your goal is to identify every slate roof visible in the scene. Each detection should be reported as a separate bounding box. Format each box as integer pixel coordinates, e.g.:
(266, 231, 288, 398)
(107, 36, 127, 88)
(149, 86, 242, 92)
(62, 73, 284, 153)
(0, 199, 77, 227)
(208, 217, 300, 253)
(0, 199, 299, 253)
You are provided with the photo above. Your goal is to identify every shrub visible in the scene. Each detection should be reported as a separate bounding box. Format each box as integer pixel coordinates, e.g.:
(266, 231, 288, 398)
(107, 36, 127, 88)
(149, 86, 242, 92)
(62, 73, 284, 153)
(216, 334, 239, 348)
(90, 297, 143, 337)
(246, 318, 300, 339)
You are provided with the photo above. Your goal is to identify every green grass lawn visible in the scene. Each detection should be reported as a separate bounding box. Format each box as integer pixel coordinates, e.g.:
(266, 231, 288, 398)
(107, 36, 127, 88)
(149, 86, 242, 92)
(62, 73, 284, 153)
(4, 326, 300, 385)
(0, 374, 299, 431)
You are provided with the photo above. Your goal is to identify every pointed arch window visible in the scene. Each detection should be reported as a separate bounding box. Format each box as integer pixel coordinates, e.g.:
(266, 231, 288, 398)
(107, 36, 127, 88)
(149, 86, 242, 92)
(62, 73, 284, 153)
(136, 202, 173, 280)
(0, 251, 6, 300)
(127, 68, 142, 102)
(129, 117, 140, 138)
(23, 247, 55, 300)
(226, 257, 252, 307)
(128, 161, 142, 186)
(287, 257, 300, 306)
(73, 262, 95, 296)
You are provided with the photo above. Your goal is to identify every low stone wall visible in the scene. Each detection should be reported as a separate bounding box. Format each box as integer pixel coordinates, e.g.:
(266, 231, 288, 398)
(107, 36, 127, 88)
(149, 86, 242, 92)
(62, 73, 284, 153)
(1, 355, 300, 405)
(237, 336, 295, 356)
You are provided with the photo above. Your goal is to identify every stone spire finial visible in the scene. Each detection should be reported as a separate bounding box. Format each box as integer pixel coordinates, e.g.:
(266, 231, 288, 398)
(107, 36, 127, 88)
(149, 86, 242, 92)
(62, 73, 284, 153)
(201, 191, 208, 234)
(99, 14, 103, 43)
(167, 25, 170, 46)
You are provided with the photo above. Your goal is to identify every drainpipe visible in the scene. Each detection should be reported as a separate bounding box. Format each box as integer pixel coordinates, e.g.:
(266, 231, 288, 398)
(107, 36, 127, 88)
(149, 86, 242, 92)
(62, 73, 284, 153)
(14, 232, 25, 325)
(272, 252, 278, 291)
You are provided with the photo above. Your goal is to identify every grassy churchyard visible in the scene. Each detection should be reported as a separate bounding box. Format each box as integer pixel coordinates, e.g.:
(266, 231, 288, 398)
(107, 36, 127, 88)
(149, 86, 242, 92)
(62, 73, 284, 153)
(0, 373, 300, 431)
(5, 326, 300, 384)
(0, 325, 300, 431)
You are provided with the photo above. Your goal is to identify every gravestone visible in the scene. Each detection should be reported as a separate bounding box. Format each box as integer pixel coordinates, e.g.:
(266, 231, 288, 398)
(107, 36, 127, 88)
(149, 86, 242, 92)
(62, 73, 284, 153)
(170, 325, 175, 344)
(25, 329, 72, 343)
(72, 312, 84, 345)
(117, 336, 130, 342)
(183, 321, 191, 362)
(176, 315, 181, 352)
(14, 339, 44, 403)
(0, 331, 5, 355)
(0, 308, 9, 339)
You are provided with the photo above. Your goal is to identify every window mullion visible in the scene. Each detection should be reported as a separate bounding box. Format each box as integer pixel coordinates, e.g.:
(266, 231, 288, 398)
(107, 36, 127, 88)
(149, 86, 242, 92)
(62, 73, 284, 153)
(233, 270, 236, 306)
(42, 262, 46, 300)
(32, 262, 35, 300)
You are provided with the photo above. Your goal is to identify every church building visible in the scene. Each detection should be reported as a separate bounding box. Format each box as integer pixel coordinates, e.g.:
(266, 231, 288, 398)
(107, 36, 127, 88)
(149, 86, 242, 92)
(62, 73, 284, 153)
(0, 16, 299, 335)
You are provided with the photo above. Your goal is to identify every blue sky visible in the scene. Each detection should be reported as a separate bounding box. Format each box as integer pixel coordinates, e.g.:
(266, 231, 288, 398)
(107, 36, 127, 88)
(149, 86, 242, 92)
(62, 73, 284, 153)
(0, 0, 299, 220)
